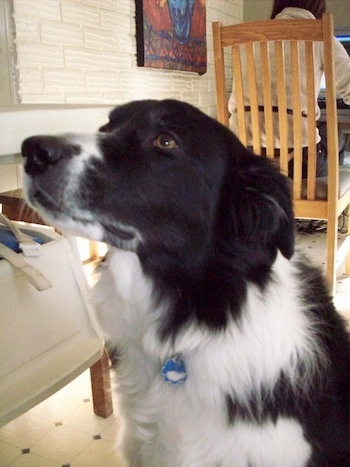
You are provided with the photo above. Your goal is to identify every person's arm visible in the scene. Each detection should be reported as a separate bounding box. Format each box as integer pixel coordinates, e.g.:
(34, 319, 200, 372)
(333, 38, 350, 104)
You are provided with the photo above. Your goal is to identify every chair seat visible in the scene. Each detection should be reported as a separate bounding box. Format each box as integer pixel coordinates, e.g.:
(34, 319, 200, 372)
(301, 168, 350, 200)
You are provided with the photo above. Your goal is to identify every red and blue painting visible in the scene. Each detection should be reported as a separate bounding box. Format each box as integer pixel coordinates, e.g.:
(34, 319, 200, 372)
(136, 0, 207, 75)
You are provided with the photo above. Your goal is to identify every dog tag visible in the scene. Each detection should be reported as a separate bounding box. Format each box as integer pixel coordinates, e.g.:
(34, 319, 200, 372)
(161, 356, 187, 385)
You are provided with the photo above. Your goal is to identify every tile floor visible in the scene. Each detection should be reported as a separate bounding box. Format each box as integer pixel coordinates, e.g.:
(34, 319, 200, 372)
(0, 369, 127, 466)
(1, 208, 350, 466)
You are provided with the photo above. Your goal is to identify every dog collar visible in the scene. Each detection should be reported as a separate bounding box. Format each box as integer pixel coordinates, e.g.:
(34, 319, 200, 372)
(161, 355, 187, 385)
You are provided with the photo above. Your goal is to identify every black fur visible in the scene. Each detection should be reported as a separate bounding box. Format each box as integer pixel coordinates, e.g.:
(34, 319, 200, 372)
(98, 100, 295, 337)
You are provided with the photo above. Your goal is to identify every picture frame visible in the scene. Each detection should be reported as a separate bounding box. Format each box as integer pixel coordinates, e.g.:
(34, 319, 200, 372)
(136, 0, 207, 75)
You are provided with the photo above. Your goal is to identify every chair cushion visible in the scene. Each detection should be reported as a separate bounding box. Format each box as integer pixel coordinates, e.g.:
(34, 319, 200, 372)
(301, 168, 350, 200)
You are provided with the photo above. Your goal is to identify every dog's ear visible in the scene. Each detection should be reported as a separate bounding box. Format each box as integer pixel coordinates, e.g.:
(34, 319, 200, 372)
(224, 150, 295, 260)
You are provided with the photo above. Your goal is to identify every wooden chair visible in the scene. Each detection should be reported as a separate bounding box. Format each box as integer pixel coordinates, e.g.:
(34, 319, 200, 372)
(212, 13, 350, 293)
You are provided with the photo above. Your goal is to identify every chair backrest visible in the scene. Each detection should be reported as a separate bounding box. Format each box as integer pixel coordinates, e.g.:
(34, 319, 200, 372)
(212, 13, 339, 209)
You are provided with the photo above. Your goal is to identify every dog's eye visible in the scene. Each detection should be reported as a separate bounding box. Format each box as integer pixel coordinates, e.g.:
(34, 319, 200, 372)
(154, 134, 179, 150)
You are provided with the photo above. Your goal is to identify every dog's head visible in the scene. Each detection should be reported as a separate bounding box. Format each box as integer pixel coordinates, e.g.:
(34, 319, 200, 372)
(22, 99, 294, 282)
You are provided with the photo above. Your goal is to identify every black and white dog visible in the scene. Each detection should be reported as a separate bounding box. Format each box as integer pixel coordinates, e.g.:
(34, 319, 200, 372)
(22, 100, 350, 466)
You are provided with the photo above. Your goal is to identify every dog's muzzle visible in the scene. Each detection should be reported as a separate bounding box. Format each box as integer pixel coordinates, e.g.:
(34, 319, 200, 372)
(22, 135, 81, 177)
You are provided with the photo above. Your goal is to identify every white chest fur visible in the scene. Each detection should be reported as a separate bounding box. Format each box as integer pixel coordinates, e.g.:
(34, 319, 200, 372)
(93, 250, 316, 466)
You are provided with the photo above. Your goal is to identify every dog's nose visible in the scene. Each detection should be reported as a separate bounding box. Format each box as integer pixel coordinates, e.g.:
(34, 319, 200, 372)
(22, 135, 78, 176)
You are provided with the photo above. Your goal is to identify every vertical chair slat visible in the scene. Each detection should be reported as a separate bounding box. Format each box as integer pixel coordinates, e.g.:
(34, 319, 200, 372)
(232, 44, 247, 146)
(246, 42, 261, 154)
(275, 41, 289, 175)
(260, 41, 275, 158)
(212, 22, 229, 127)
(305, 41, 317, 200)
(290, 40, 303, 199)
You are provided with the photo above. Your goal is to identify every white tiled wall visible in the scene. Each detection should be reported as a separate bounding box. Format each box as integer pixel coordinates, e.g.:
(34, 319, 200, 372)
(12, 0, 243, 117)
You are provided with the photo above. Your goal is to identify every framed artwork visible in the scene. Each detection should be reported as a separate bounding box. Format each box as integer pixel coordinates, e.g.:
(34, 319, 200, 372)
(136, 0, 207, 75)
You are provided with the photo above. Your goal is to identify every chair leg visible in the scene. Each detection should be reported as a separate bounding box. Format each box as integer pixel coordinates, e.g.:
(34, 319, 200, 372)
(89, 241, 99, 261)
(90, 349, 113, 418)
(326, 212, 338, 294)
(346, 210, 350, 277)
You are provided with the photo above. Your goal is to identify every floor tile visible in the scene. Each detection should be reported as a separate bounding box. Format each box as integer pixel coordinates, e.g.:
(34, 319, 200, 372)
(27, 395, 84, 424)
(62, 400, 117, 435)
(71, 438, 127, 466)
(0, 412, 54, 449)
(30, 424, 93, 465)
(9, 451, 60, 466)
(0, 440, 22, 466)
(101, 418, 123, 443)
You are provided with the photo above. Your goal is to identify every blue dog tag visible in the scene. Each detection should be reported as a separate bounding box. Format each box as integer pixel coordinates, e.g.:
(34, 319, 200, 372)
(161, 356, 187, 385)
